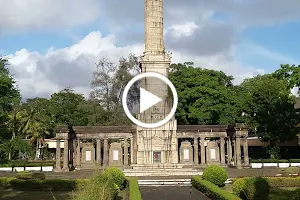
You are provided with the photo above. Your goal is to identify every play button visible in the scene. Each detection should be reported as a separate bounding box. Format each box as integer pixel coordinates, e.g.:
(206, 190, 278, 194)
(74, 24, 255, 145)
(122, 72, 178, 129)
(139, 88, 162, 113)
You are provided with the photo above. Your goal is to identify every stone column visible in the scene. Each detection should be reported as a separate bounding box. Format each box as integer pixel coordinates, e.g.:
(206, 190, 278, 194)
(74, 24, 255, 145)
(76, 139, 81, 168)
(220, 137, 226, 165)
(194, 137, 199, 164)
(227, 138, 232, 165)
(103, 138, 109, 167)
(200, 138, 206, 165)
(233, 140, 236, 165)
(235, 137, 242, 168)
(243, 137, 249, 166)
(62, 139, 69, 171)
(124, 138, 129, 166)
(96, 139, 102, 165)
(130, 137, 134, 165)
(69, 139, 74, 168)
(55, 139, 61, 171)
(133, 135, 138, 164)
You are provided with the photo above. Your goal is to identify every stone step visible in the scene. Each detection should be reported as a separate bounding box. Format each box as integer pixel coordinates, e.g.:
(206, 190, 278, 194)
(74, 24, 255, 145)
(124, 168, 199, 172)
(124, 171, 203, 177)
(138, 179, 192, 186)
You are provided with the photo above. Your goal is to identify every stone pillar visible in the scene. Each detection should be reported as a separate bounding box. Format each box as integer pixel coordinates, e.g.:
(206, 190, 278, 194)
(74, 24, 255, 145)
(55, 139, 61, 171)
(69, 139, 74, 168)
(227, 138, 232, 165)
(62, 139, 69, 171)
(103, 138, 109, 167)
(243, 137, 249, 166)
(130, 137, 134, 165)
(220, 137, 226, 165)
(124, 138, 129, 166)
(133, 135, 138, 164)
(194, 137, 199, 164)
(96, 139, 102, 165)
(233, 140, 236, 165)
(76, 139, 81, 168)
(200, 138, 206, 165)
(235, 137, 242, 168)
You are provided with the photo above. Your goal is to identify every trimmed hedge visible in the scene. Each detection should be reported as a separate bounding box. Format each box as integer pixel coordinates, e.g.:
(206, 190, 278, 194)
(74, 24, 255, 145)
(0, 177, 89, 191)
(264, 177, 300, 187)
(232, 177, 269, 200)
(250, 159, 299, 163)
(0, 160, 55, 167)
(191, 176, 241, 200)
(15, 172, 46, 180)
(128, 177, 142, 200)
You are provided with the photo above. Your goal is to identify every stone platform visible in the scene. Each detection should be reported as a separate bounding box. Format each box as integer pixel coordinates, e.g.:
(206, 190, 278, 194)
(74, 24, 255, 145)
(138, 179, 192, 186)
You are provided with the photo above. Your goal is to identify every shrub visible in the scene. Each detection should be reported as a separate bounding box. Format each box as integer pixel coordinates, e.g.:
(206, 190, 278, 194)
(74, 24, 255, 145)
(74, 172, 118, 200)
(104, 167, 126, 188)
(192, 176, 240, 200)
(15, 171, 32, 180)
(290, 159, 300, 163)
(128, 178, 142, 200)
(202, 165, 228, 186)
(232, 177, 269, 200)
(265, 177, 300, 187)
(15, 172, 46, 180)
(31, 172, 46, 180)
(280, 167, 300, 176)
(0, 177, 14, 188)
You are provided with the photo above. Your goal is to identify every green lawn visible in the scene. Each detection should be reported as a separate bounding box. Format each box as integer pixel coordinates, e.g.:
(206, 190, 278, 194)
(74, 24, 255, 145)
(0, 189, 128, 200)
(222, 185, 300, 200)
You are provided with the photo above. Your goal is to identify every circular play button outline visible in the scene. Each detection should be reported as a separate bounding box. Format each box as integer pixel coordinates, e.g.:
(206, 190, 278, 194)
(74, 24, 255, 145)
(122, 72, 178, 129)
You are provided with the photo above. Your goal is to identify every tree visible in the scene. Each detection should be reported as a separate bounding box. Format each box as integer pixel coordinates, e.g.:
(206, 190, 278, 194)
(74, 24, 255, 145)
(240, 74, 300, 158)
(169, 63, 241, 125)
(273, 64, 300, 91)
(49, 88, 88, 126)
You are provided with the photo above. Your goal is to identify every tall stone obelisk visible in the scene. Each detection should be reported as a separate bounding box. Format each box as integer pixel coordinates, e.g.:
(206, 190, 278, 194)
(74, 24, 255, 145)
(135, 0, 178, 165)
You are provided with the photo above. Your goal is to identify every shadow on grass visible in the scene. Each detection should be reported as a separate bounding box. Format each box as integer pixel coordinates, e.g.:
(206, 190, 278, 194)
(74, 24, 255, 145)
(269, 187, 300, 200)
(0, 189, 72, 200)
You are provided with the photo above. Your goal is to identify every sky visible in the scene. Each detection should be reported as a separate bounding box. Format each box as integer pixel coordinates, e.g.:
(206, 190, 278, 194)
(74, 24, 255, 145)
(0, 0, 300, 99)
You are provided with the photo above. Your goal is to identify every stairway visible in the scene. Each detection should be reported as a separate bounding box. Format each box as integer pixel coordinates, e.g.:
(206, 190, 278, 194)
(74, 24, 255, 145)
(138, 179, 192, 187)
(123, 168, 203, 176)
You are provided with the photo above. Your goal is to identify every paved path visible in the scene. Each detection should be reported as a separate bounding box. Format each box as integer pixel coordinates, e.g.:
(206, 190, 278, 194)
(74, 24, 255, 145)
(140, 186, 210, 200)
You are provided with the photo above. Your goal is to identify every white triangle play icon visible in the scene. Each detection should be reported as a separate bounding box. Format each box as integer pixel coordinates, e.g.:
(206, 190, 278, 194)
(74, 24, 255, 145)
(140, 88, 162, 113)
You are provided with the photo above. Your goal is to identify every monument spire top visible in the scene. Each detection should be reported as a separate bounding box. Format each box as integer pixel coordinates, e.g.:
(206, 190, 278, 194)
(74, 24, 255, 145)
(144, 0, 164, 55)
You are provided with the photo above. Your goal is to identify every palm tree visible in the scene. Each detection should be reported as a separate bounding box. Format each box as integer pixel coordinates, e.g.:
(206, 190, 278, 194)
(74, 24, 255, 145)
(19, 102, 49, 160)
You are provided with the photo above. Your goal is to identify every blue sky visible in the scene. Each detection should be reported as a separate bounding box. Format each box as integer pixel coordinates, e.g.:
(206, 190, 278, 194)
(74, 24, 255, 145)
(0, 0, 299, 98)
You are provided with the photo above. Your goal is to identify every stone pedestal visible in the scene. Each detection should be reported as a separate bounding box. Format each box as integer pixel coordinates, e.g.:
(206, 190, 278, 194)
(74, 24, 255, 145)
(179, 141, 193, 164)
(109, 142, 123, 166)
(136, 119, 178, 164)
(81, 142, 95, 169)
(206, 141, 220, 165)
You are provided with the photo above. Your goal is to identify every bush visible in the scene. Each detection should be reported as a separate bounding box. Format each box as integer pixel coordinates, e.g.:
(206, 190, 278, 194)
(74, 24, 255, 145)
(104, 167, 126, 188)
(250, 159, 289, 163)
(128, 178, 142, 200)
(232, 177, 269, 200)
(0, 177, 14, 188)
(265, 177, 300, 187)
(289, 159, 300, 163)
(31, 172, 46, 180)
(192, 176, 240, 200)
(15, 171, 32, 180)
(15, 172, 46, 180)
(280, 167, 300, 176)
(202, 165, 228, 186)
(74, 172, 118, 200)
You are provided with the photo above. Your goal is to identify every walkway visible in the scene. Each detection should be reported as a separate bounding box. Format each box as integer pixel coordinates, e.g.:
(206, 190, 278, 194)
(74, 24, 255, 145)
(140, 186, 210, 200)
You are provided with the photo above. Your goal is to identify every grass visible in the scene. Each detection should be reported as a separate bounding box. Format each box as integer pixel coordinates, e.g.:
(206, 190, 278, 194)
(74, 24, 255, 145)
(222, 185, 300, 200)
(0, 188, 128, 200)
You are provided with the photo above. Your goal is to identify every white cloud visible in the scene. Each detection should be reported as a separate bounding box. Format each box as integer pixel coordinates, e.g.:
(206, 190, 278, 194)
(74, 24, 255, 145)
(6, 31, 263, 99)
(0, 0, 101, 33)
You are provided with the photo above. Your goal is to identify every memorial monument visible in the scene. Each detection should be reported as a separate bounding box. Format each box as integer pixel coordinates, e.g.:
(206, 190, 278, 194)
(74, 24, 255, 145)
(54, 0, 250, 174)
